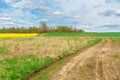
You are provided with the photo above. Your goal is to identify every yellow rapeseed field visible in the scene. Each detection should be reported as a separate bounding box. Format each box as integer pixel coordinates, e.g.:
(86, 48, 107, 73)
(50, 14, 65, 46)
(0, 33, 38, 38)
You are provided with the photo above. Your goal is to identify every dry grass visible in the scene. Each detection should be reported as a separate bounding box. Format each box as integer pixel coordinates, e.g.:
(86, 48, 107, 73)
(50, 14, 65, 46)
(0, 37, 87, 58)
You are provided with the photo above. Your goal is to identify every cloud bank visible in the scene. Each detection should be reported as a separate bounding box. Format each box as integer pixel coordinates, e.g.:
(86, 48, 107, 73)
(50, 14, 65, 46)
(0, 0, 120, 31)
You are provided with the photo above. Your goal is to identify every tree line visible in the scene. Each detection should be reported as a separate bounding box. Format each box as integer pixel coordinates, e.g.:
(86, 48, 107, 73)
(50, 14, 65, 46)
(0, 22, 84, 33)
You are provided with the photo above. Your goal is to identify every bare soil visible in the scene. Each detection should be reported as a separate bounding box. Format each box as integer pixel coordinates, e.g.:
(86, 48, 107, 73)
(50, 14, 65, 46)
(49, 39, 120, 80)
(31, 38, 120, 80)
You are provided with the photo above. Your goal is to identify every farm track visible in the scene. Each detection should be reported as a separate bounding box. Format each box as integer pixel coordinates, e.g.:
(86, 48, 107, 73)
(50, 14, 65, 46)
(31, 38, 120, 80)
(49, 39, 107, 80)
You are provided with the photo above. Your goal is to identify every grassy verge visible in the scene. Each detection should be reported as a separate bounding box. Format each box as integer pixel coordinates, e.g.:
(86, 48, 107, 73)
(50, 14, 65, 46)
(86, 38, 102, 46)
(0, 46, 9, 55)
(112, 54, 120, 59)
(31, 58, 67, 80)
(0, 55, 53, 80)
(111, 38, 120, 42)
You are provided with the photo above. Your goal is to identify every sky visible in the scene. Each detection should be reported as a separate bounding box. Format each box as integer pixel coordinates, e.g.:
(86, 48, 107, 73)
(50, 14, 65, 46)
(0, 0, 120, 32)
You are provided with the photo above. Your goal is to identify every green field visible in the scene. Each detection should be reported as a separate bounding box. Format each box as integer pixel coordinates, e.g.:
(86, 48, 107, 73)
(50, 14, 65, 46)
(44, 32, 120, 37)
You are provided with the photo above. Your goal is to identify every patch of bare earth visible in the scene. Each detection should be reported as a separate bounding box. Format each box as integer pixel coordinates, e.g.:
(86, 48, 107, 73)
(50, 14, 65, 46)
(49, 39, 120, 80)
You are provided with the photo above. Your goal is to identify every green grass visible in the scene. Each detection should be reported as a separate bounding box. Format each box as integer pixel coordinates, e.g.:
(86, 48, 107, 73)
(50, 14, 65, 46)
(13, 37, 35, 41)
(87, 38, 102, 46)
(31, 60, 64, 80)
(0, 46, 9, 55)
(43, 32, 120, 37)
(111, 38, 120, 42)
(112, 54, 119, 59)
(0, 55, 53, 80)
(0, 37, 35, 42)
(44, 32, 83, 36)
(32, 55, 69, 80)
(58, 50, 69, 58)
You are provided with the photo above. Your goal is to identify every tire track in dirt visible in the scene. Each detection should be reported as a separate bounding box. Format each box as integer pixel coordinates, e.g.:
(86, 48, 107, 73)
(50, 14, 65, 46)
(31, 38, 120, 80)
(49, 39, 107, 80)
(50, 39, 120, 80)
(94, 39, 120, 80)
(95, 39, 112, 80)
(27, 38, 95, 80)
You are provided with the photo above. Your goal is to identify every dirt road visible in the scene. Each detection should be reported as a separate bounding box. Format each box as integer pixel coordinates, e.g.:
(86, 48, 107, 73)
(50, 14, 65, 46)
(31, 39, 120, 80)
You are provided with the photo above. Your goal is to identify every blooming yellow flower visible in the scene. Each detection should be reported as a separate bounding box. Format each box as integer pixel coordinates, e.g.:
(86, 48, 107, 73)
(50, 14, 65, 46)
(0, 33, 38, 38)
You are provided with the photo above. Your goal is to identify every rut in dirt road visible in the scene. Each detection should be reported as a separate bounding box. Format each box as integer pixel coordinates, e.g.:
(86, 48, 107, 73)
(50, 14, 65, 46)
(49, 39, 120, 80)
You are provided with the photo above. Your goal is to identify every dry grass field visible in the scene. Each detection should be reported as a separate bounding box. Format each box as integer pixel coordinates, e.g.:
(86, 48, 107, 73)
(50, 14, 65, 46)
(0, 35, 101, 80)
(0, 37, 87, 58)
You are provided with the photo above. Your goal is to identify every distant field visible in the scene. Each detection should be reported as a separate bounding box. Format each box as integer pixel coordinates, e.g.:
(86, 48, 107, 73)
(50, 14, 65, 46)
(0, 33, 38, 38)
(44, 32, 120, 37)
(1, 32, 120, 38)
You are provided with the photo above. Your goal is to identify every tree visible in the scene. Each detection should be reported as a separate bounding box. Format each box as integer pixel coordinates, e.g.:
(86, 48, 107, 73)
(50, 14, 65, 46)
(39, 21, 48, 33)
(56, 26, 73, 32)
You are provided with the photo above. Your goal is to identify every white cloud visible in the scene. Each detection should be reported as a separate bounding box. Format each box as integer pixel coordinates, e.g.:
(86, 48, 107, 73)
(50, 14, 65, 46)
(115, 10, 120, 14)
(0, 17, 12, 20)
(53, 11, 64, 15)
(6, 0, 52, 12)
(0, 13, 12, 21)
(37, 19, 48, 22)
(11, 0, 33, 9)
(74, 16, 80, 18)
(0, 8, 38, 27)
(2, 13, 10, 16)
(0, 22, 15, 25)
(4, 0, 13, 3)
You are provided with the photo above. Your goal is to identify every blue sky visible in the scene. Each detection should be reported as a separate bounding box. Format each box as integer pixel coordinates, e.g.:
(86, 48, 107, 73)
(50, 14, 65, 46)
(0, 0, 120, 32)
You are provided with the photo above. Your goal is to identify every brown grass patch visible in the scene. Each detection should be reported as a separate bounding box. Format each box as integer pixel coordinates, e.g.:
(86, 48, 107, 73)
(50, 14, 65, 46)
(0, 37, 87, 58)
